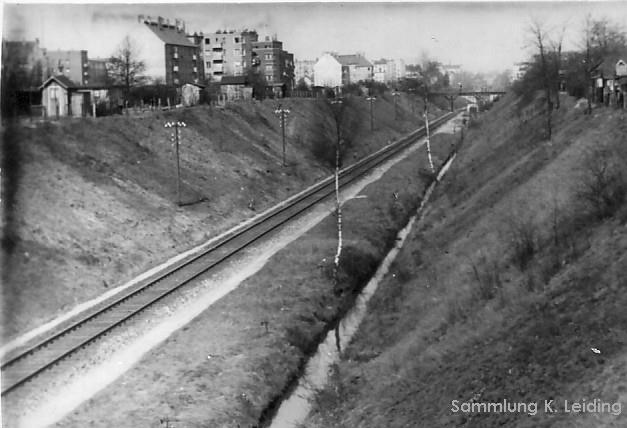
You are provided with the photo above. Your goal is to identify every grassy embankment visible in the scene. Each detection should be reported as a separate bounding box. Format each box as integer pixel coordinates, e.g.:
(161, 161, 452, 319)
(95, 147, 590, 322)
(1, 93, 440, 341)
(304, 93, 627, 427)
(54, 129, 459, 427)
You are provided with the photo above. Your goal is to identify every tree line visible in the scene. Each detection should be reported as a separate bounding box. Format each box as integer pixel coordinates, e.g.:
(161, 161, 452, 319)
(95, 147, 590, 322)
(514, 16, 627, 140)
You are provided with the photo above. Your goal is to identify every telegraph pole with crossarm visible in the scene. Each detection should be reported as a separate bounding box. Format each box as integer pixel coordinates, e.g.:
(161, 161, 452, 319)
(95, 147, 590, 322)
(274, 105, 291, 166)
(164, 121, 186, 206)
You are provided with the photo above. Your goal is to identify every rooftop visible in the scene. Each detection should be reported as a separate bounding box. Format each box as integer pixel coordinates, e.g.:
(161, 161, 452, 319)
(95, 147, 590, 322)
(144, 22, 197, 47)
(337, 54, 373, 68)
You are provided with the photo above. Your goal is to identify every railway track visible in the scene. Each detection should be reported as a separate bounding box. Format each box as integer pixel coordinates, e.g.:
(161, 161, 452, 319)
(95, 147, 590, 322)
(0, 111, 456, 397)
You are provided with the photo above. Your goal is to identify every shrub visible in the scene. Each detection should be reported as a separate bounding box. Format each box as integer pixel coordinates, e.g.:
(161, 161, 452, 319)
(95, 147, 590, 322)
(576, 145, 627, 220)
(507, 218, 537, 271)
(285, 325, 314, 354)
(468, 254, 502, 300)
(329, 245, 378, 296)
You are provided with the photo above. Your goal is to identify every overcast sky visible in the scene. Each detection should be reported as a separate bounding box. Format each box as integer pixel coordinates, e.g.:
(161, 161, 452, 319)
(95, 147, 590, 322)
(3, 1, 627, 74)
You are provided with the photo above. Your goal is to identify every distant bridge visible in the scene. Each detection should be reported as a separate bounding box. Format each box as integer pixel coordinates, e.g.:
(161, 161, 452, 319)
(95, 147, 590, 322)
(428, 91, 506, 111)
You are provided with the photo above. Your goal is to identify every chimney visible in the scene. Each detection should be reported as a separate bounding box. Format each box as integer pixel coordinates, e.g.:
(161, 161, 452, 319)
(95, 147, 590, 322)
(158, 16, 164, 29)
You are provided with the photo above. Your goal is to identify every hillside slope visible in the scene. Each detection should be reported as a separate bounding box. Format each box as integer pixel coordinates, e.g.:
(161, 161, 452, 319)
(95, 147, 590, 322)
(305, 94, 627, 427)
(1, 94, 440, 341)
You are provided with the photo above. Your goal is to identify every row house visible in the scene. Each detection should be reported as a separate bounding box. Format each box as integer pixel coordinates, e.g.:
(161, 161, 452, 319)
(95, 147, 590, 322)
(202, 29, 258, 81)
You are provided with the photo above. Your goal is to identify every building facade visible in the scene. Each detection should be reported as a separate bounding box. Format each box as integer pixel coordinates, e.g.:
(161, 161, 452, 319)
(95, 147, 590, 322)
(337, 54, 373, 83)
(314, 53, 345, 88)
(44, 50, 89, 86)
(128, 16, 203, 86)
(202, 30, 258, 81)
(295, 59, 316, 86)
(252, 37, 294, 96)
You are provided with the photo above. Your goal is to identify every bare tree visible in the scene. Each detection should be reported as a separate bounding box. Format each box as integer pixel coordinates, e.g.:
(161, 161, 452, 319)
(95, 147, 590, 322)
(580, 15, 627, 114)
(550, 25, 566, 110)
(108, 36, 146, 106)
(529, 20, 553, 140)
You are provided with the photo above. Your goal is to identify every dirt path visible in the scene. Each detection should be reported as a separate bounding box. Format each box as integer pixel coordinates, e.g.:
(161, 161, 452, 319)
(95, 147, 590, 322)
(7, 118, 460, 428)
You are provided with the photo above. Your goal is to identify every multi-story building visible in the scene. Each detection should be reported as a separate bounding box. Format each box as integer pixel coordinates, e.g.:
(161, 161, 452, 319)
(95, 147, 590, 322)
(202, 29, 258, 81)
(313, 53, 345, 88)
(295, 59, 316, 86)
(87, 59, 109, 87)
(1, 39, 47, 88)
(252, 37, 295, 96)
(336, 54, 373, 83)
(128, 16, 203, 86)
(373, 58, 398, 84)
(373, 59, 387, 83)
(393, 58, 406, 81)
(44, 50, 89, 86)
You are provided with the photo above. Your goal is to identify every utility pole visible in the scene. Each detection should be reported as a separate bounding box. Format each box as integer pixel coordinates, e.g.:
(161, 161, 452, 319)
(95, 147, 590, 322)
(274, 104, 291, 166)
(164, 120, 187, 206)
(366, 95, 376, 131)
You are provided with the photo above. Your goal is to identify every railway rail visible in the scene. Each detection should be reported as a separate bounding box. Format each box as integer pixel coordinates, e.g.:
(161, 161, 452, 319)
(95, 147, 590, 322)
(0, 111, 456, 396)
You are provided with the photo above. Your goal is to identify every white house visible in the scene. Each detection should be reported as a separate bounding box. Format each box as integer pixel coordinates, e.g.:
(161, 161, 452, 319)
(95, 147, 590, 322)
(314, 53, 344, 88)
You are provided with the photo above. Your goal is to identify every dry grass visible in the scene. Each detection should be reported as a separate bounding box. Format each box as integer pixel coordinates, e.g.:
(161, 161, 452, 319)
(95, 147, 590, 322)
(1, 95, 437, 340)
(305, 95, 627, 428)
(52, 127, 450, 428)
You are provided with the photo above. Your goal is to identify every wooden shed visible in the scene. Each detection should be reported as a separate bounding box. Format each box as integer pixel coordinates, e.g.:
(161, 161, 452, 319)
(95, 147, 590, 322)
(40, 75, 93, 118)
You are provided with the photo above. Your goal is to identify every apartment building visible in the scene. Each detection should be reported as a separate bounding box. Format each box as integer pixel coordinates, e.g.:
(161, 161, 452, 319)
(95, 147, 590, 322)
(44, 50, 89, 86)
(202, 29, 258, 81)
(374, 58, 405, 84)
(252, 37, 295, 96)
(128, 16, 203, 86)
(295, 59, 316, 86)
(336, 54, 373, 83)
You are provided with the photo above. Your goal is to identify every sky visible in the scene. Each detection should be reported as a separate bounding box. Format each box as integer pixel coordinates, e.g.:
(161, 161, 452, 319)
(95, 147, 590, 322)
(2, 1, 627, 74)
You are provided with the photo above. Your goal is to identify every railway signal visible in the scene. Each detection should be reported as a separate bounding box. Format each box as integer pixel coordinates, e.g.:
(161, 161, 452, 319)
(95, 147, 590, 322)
(164, 121, 187, 206)
(274, 104, 291, 166)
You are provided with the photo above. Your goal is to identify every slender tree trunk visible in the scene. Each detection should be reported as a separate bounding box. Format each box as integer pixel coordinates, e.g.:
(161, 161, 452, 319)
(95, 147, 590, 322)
(333, 121, 343, 286)
(424, 93, 435, 173)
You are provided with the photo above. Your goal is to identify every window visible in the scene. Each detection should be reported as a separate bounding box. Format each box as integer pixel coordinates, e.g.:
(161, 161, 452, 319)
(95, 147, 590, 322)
(266, 74, 273, 81)
(192, 54, 197, 60)
(265, 65, 273, 71)
(193, 66, 197, 72)
(174, 78, 180, 84)
(205, 38, 210, 44)
(264, 53, 273, 60)
(173, 65, 179, 72)
(206, 61, 211, 68)
(234, 37, 240, 43)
